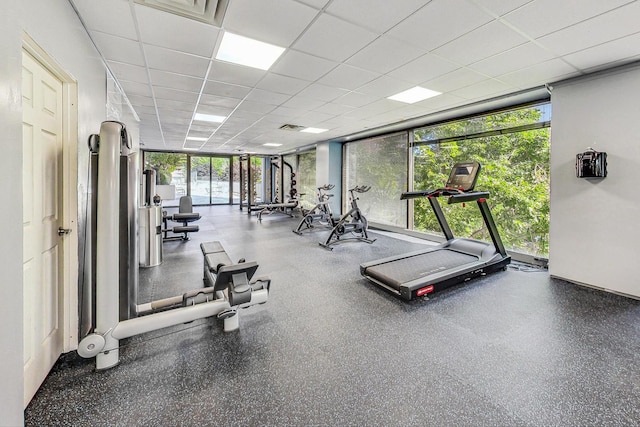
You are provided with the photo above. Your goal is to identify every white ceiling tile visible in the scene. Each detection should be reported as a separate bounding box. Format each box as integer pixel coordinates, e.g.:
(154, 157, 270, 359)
(74, 0, 138, 39)
(270, 50, 338, 81)
(432, 21, 529, 66)
(153, 87, 199, 103)
(209, 60, 266, 86)
(199, 94, 242, 109)
(326, 0, 428, 34)
(387, 53, 460, 84)
(157, 108, 192, 120)
(450, 78, 513, 100)
(297, 83, 350, 102)
(345, 99, 401, 119)
(120, 80, 152, 97)
(235, 100, 278, 115)
(296, 0, 331, 8)
(107, 61, 149, 84)
(134, 105, 157, 115)
(257, 73, 310, 95)
(203, 80, 252, 99)
(296, 110, 335, 126)
(347, 36, 426, 74)
(314, 103, 354, 116)
(387, 0, 493, 51)
(402, 93, 468, 116)
(269, 105, 306, 120)
(333, 91, 378, 108)
(155, 98, 200, 112)
(536, 2, 640, 56)
(503, 0, 635, 39)
(469, 0, 532, 17)
(317, 64, 380, 91)
(245, 88, 292, 105)
(134, 3, 220, 57)
(422, 68, 488, 93)
(292, 14, 379, 62)
(356, 75, 414, 98)
(223, 0, 319, 47)
(144, 44, 211, 77)
(563, 32, 640, 72)
(282, 96, 326, 110)
(150, 70, 204, 92)
(469, 42, 556, 77)
(127, 94, 155, 107)
(498, 59, 580, 87)
(91, 32, 145, 66)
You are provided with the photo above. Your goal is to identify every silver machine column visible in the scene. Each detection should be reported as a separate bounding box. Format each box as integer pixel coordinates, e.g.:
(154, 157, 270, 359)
(93, 120, 136, 369)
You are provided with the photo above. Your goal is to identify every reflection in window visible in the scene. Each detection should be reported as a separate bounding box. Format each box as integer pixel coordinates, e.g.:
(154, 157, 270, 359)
(412, 102, 551, 257)
(143, 152, 187, 208)
(296, 151, 317, 210)
(343, 132, 408, 228)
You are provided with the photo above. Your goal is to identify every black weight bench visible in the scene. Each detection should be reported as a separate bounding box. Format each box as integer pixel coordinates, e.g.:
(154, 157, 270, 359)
(163, 196, 201, 241)
(200, 241, 271, 305)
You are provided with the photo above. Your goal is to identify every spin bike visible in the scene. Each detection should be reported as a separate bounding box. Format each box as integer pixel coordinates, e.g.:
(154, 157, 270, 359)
(320, 185, 376, 250)
(293, 184, 335, 235)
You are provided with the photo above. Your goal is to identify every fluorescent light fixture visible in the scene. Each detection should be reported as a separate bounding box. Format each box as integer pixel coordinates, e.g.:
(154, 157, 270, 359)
(183, 147, 199, 151)
(300, 127, 328, 134)
(186, 137, 208, 142)
(263, 143, 282, 147)
(194, 113, 226, 123)
(216, 32, 285, 71)
(387, 86, 441, 104)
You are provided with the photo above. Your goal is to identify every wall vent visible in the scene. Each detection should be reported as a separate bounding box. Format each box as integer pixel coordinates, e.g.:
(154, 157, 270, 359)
(279, 124, 306, 131)
(134, 0, 229, 27)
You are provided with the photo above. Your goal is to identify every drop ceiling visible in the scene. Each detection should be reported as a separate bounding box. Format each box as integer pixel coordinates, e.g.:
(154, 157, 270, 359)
(70, 0, 640, 154)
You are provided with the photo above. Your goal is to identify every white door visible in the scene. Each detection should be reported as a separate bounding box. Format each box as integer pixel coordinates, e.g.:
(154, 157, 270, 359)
(22, 49, 65, 407)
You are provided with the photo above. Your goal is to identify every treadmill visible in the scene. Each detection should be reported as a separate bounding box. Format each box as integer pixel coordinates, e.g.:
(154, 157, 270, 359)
(360, 162, 510, 301)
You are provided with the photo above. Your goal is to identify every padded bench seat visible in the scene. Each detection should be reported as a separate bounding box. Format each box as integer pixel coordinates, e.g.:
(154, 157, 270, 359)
(200, 241, 225, 255)
(201, 241, 232, 285)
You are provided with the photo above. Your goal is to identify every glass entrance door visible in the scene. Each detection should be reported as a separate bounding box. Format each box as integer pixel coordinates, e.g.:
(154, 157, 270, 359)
(190, 156, 231, 205)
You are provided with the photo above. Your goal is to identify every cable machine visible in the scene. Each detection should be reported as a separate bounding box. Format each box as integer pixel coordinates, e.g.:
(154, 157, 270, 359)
(79, 121, 270, 370)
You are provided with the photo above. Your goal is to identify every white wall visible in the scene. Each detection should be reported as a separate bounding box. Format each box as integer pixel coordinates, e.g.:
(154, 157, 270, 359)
(550, 65, 640, 298)
(1, 0, 108, 423)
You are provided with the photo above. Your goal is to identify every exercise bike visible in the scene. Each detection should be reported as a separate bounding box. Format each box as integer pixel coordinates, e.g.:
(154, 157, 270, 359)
(320, 185, 376, 250)
(293, 184, 335, 235)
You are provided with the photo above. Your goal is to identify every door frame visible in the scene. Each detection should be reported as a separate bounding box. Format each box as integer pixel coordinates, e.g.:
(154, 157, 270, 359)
(23, 33, 79, 352)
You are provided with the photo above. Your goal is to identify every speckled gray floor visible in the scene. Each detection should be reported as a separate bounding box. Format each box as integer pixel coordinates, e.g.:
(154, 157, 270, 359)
(25, 205, 640, 426)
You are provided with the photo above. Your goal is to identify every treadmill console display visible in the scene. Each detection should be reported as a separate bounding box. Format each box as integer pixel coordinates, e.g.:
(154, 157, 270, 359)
(445, 161, 481, 191)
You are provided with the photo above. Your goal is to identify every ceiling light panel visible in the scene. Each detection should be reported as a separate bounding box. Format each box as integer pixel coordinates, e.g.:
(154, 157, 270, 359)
(388, 86, 441, 104)
(301, 127, 328, 134)
(194, 112, 226, 122)
(216, 32, 285, 70)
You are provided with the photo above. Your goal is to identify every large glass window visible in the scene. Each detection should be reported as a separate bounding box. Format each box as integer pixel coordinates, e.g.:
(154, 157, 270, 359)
(296, 150, 316, 209)
(190, 156, 231, 205)
(144, 152, 233, 206)
(343, 132, 408, 228)
(412, 102, 551, 257)
(143, 152, 187, 207)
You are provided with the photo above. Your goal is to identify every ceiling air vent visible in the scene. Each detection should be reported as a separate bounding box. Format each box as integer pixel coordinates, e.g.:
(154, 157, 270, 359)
(279, 124, 306, 131)
(134, 0, 229, 27)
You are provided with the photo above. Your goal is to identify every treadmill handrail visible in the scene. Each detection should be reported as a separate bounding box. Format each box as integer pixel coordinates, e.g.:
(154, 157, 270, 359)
(401, 188, 489, 201)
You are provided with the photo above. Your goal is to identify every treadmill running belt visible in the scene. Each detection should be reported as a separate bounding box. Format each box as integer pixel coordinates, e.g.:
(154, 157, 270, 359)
(364, 249, 478, 289)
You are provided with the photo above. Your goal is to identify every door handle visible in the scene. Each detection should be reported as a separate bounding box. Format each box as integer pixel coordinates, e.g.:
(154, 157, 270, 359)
(58, 227, 72, 236)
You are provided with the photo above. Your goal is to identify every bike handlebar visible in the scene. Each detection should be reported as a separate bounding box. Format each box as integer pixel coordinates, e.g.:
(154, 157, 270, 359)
(350, 185, 371, 193)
